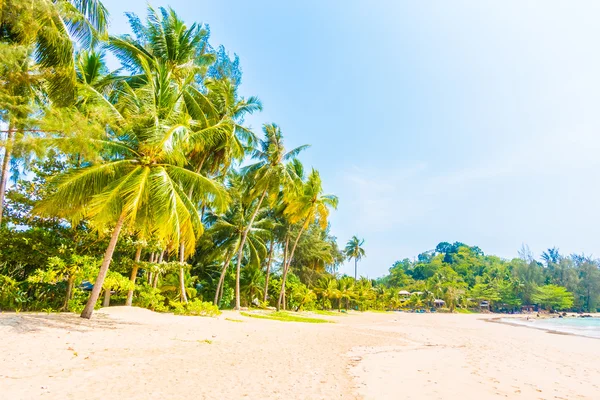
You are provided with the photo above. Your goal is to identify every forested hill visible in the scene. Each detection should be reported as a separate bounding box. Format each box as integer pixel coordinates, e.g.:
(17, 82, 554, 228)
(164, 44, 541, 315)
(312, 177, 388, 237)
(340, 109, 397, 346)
(376, 242, 600, 312)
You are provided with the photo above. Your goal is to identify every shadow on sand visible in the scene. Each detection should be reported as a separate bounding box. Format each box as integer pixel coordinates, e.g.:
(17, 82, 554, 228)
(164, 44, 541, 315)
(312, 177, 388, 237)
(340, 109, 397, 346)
(0, 312, 141, 333)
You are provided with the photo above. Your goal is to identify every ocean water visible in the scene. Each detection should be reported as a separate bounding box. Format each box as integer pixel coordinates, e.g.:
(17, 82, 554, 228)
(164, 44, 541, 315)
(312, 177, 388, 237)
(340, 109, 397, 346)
(504, 317, 600, 339)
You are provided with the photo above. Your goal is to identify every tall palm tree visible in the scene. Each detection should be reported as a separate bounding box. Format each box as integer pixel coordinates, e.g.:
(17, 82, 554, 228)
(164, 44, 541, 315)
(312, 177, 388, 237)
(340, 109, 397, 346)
(107, 6, 253, 304)
(277, 169, 338, 310)
(206, 173, 270, 307)
(35, 59, 228, 319)
(345, 236, 366, 281)
(231, 124, 307, 310)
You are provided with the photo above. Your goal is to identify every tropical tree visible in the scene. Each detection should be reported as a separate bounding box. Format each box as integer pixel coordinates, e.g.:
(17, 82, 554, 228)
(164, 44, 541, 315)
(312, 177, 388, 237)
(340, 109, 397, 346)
(345, 236, 366, 281)
(207, 173, 270, 307)
(532, 284, 574, 311)
(232, 123, 307, 310)
(0, 0, 110, 223)
(277, 169, 338, 310)
(35, 58, 227, 319)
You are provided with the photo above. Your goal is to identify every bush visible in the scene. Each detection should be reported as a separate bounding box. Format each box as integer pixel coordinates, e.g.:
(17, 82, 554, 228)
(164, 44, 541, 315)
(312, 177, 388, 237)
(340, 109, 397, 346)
(172, 299, 221, 317)
(134, 284, 168, 312)
(67, 289, 88, 313)
(0, 274, 27, 310)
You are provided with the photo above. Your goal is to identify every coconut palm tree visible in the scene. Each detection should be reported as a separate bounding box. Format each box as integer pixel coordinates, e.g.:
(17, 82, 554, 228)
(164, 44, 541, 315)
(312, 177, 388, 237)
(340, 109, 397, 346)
(1, 0, 109, 223)
(206, 172, 270, 307)
(35, 58, 228, 319)
(1, 0, 109, 105)
(231, 124, 307, 310)
(277, 169, 338, 310)
(345, 236, 366, 281)
(338, 276, 355, 310)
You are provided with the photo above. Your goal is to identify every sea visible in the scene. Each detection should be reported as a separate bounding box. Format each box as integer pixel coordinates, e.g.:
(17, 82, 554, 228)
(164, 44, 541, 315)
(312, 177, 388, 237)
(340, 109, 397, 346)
(503, 316, 600, 339)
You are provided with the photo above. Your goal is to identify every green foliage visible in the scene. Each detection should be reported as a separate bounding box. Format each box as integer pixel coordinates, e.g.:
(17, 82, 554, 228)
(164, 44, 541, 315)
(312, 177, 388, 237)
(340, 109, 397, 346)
(134, 284, 168, 312)
(240, 311, 330, 323)
(0, 274, 27, 310)
(172, 300, 221, 317)
(532, 285, 574, 311)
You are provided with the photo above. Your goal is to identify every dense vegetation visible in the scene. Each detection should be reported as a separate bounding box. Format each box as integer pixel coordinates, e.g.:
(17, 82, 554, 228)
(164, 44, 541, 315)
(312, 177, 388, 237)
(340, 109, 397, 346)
(1, 2, 597, 318)
(0, 1, 350, 318)
(380, 243, 599, 313)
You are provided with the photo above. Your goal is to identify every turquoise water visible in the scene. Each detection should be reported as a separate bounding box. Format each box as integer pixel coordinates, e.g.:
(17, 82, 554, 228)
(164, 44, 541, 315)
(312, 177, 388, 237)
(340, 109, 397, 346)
(504, 317, 600, 338)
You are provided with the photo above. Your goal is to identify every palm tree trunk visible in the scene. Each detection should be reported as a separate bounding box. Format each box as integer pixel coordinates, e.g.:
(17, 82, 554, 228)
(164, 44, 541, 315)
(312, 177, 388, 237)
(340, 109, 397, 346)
(80, 213, 126, 319)
(354, 258, 357, 281)
(214, 253, 233, 306)
(147, 252, 155, 283)
(283, 290, 286, 310)
(0, 126, 14, 225)
(152, 250, 163, 288)
(277, 225, 306, 311)
(234, 188, 268, 310)
(179, 242, 188, 303)
(63, 276, 74, 311)
(125, 246, 143, 306)
(262, 240, 275, 303)
(103, 288, 111, 307)
(275, 236, 290, 311)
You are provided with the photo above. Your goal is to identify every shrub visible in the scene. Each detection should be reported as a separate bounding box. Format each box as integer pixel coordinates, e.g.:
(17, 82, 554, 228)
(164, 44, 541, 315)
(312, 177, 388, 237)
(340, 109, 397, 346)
(135, 283, 168, 312)
(0, 274, 27, 310)
(172, 299, 221, 317)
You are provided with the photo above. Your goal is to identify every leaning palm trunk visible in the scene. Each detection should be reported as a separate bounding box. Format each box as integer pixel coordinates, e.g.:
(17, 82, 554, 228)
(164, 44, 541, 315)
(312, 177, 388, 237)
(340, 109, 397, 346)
(262, 241, 275, 303)
(179, 242, 188, 303)
(80, 213, 127, 319)
(214, 252, 234, 306)
(0, 126, 14, 225)
(234, 189, 268, 310)
(125, 246, 143, 306)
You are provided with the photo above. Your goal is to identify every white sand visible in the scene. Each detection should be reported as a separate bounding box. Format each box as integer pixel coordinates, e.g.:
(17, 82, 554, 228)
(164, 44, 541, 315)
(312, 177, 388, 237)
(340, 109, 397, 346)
(1, 308, 599, 399)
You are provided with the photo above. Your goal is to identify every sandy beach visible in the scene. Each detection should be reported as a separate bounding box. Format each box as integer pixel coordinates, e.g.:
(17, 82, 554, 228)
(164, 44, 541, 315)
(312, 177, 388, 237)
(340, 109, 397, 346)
(1, 309, 599, 400)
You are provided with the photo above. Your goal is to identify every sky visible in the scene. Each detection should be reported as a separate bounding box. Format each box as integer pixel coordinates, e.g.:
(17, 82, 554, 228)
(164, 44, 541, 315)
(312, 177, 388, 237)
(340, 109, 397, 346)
(101, 0, 600, 278)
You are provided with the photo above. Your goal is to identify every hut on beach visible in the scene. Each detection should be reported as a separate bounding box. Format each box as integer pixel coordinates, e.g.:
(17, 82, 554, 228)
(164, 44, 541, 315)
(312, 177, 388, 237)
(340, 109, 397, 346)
(433, 299, 446, 308)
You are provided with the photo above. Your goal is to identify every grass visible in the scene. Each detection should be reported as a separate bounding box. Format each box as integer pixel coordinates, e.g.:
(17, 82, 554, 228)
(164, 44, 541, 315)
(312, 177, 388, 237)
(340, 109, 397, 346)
(456, 308, 476, 314)
(240, 311, 332, 324)
(310, 310, 344, 316)
(225, 317, 244, 323)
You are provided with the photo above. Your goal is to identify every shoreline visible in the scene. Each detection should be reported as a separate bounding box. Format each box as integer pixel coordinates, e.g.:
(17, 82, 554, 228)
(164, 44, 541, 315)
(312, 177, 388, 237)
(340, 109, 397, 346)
(489, 315, 600, 340)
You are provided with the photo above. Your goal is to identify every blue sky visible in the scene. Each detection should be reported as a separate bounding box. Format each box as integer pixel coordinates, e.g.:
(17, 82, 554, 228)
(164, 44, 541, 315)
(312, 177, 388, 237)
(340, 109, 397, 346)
(101, 1, 600, 277)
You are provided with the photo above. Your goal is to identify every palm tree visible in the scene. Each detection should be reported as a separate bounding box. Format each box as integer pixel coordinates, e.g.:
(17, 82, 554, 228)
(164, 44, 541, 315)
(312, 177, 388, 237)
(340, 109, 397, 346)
(35, 58, 228, 319)
(1, 0, 108, 224)
(241, 265, 265, 306)
(345, 236, 366, 281)
(231, 124, 307, 310)
(314, 276, 340, 310)
(338, 276, 355, 310)
(277, 169, 338, 310)
(1, 0, 109, 105)
(107, 7, 251, 305)
(206, 172, 270, 307)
